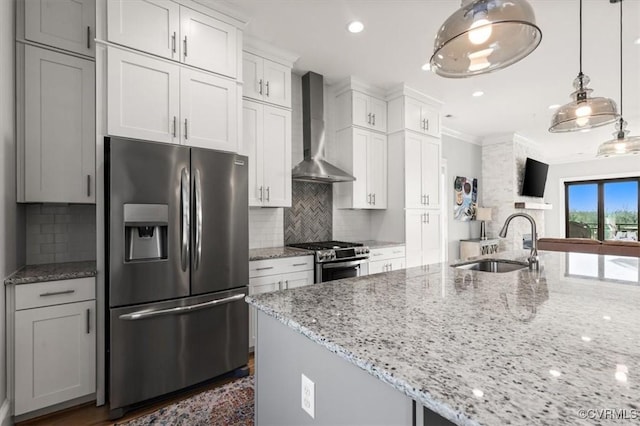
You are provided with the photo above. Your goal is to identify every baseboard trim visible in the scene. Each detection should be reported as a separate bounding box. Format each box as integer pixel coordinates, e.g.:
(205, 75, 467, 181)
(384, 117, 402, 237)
(0, 398, 11, 426)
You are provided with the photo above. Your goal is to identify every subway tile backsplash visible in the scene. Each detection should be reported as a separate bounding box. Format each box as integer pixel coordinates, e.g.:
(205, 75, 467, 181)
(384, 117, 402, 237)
(26, 204, 96, 264)
(249, 208, 285, 249)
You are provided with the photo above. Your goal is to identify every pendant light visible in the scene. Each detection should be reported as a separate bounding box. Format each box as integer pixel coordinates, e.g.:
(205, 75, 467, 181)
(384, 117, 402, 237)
(429, 0, 542, 78)
(597, 0, 640, 157)
(549, 0, 619, 132)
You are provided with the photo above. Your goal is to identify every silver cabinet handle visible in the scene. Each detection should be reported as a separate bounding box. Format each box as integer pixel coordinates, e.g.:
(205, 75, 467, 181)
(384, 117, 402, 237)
(367, 193, 372, 204)
(426, 213, 430, 224)
(183, 35, 188, 58)
(372, 193, 376, 205)
(194, 169, 202, 271)
(171, 32, 176, 53)
(425, 119, 429, 131)
(184, 118, 188, 140)
(284, 280, 288, 288)
(119, 293, 246, 321)
(422, 119, 426, 130)
(372, 253, 382, 256)
(172, 116, 177, 137)
(256, 266, 274, 271)
(426, 195, 430, 205)
(40, 289, 75, 297)
(422, 213, 426, 224)
(266, 186, 270, 202)
(180, 168, 190, 272)
(258, 79, 263, 95)
(421, 194, 426, 205)
(392, 250, 403, 254)
(265, 81, 270, 97)
(87, 175, 91, 197)
(372, 113, 376, 126)
(292, 263, 307, 267)
(86, 308, 90, 334)
(87, 26, 91, 49)
(367, 113, 372, 124)
(259, 186, 263, 201)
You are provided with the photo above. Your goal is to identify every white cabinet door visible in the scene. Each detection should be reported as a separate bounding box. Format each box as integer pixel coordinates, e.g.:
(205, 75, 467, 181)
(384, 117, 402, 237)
(243, 100, 264, 206)
(351, 128, 369, 209)
(23, 45, 95, 203)
(405, 210, 424, 268)
(422, 106, 440, 137)
(352, 91, 370, 129)
(180, 68, 237, 151)
(15, 300, 96, 415)
(283, 270, 314, 289)
(25, 0, 95, 56)
(404, 97, 424, 134)
(180, 6, 236, 78)
(422, 211, 442, 265)
(263, 59, 291, 108)
(389, 257, 405, 271)
(242, 52, 263, 101)
(404, 132, 423, 209)
(367, 132, 387, 209)
(422, 138, 440, 208)
(368, 260, 388, 275)
(369, 96, 387, 132)
(248, 276, 281, 349)
(262, 106, 291, 207)
(107, 47, 180, 144)
(107, 0, 179, 60)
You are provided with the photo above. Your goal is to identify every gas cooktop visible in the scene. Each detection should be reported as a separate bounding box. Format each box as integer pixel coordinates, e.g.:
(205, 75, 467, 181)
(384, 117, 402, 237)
(287, 240, 364, 251)
(288, 241, 369, 263)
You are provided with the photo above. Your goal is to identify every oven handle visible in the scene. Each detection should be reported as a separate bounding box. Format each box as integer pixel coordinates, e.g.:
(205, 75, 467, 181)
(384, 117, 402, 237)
(322, 259, 368, 269)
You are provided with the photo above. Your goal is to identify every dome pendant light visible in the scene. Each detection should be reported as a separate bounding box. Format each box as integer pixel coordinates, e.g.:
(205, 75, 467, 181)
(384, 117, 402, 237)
(549, 0, 619, 132)
(429, 0, 542, 78)
(597, 0, 640, 157)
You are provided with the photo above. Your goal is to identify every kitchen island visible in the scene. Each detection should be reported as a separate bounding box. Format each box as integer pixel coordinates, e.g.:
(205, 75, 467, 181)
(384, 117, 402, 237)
(246, 251, 639, 425)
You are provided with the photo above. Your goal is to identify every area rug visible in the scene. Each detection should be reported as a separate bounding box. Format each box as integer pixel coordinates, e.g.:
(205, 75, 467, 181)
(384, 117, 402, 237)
(118, 376, 254, 426)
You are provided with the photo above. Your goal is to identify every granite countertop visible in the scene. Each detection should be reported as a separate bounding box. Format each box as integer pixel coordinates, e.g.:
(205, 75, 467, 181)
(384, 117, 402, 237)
(249, 246, 313, 261)
(5, 261, 97, 285)
(247, 251, 640, 425)
(357, 240, 405, 249)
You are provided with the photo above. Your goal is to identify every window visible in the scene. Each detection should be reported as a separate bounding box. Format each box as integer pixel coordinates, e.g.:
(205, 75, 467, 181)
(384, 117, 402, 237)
(565, 177, 639, 241)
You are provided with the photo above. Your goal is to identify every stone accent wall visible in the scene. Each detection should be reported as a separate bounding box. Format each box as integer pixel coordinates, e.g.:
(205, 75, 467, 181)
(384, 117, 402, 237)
(482, 135, 546, 252)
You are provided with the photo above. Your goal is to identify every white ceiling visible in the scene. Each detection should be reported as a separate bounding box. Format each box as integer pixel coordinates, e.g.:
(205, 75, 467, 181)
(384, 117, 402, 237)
(229, 0, 640, 163)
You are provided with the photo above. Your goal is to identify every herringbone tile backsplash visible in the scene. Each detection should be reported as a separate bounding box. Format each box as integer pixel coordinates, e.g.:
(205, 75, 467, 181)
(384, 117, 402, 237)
(284, 181, 332, 244)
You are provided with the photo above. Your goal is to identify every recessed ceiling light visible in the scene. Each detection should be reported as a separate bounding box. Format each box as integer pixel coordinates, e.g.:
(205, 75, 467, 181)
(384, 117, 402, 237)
(548, 104, 561, 110)
(347, 21, 364, 33)
(472, 91, 484, 97)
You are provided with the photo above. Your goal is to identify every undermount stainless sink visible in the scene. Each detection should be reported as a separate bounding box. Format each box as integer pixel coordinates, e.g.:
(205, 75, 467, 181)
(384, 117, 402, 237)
(452, 259, 530, 273)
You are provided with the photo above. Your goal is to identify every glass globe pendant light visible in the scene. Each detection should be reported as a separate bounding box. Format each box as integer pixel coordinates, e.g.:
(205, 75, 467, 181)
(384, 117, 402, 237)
(429, 0, 542, 78)
(549, 0, 619, 132)
(597, 0, 640, 157)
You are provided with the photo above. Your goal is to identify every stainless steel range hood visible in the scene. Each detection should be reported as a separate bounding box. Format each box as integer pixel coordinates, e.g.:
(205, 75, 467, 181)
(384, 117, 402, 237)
(292, 72, 355, 183)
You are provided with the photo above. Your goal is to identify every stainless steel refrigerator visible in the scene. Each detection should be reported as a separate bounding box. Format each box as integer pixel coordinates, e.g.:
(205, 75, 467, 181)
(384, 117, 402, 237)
(105, 137, 249, 418)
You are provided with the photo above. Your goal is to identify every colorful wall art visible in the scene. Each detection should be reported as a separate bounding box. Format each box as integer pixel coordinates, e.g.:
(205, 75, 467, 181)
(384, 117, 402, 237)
(454, 176, 477, 221)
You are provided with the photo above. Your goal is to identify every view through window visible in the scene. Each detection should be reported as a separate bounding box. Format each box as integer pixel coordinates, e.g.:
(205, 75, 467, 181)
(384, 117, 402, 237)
(565, 177, 639, 241)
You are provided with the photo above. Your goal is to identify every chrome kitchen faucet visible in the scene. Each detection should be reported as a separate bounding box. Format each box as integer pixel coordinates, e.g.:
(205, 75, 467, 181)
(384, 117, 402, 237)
(499, 213, 540, 271)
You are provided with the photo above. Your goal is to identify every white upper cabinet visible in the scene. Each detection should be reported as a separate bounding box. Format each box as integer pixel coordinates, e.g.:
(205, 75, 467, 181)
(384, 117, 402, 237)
(107, 46, 180, 144)
(180, 6, 237, 78)
(388, 94, 441, 137)
(180, 67, 237, 151)
(243, 100, 291, 207)
(107, 1, 238, 77)
(107, 0, 180, 60)
(19, 45, 95, 203)
(332, 127, 387, 210)
(24, 0, 95, 57)
(335, 90, 387, 133)
(242, 52, 291, 108)
(404, 133, 441, 209)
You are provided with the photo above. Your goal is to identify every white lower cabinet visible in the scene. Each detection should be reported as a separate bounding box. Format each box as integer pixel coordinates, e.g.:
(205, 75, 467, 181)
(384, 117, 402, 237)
(12, 277, 96, 416)
(405, 210, 442, 268)
(367, 246, 406, 275)
(248, 256, 314, 348)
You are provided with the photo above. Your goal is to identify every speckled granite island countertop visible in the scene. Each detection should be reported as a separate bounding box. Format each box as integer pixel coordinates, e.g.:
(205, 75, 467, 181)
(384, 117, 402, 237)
(249, 246, 312, 261)
(247, 251, 640, 425)
(4, 261, 97, 285)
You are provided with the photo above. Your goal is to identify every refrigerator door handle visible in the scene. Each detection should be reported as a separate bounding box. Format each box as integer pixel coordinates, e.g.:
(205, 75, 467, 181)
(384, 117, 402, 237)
(194, 169, 203, 270)
(118, 293, 246, 321)
(181, 168, 190, 272)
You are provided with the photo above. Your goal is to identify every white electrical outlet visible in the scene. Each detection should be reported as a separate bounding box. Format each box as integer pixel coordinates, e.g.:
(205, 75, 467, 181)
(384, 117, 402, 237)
(301, 373, 315, 418)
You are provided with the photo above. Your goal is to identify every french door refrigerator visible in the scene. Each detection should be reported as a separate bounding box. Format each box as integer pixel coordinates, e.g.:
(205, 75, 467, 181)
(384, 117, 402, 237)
(105, 137, 249, 418)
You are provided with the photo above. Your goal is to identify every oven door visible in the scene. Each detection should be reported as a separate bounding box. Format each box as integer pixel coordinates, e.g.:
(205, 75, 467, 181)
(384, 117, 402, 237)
(320, 259, 367, 283)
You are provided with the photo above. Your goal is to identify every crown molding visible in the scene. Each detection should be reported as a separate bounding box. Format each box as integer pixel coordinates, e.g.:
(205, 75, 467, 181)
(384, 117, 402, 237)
(243, 35, 299, 67)
(441, 127, 482, 145)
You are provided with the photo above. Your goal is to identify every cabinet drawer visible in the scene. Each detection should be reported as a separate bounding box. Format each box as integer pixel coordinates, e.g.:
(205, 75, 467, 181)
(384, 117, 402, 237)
(15, 277, 96, 311)
(249, 255, 314, 278)
(368, 246, 406, 262)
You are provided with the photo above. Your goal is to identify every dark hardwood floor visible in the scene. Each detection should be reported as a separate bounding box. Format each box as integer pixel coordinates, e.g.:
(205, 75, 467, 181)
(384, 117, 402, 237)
(17, 356, 255, 426)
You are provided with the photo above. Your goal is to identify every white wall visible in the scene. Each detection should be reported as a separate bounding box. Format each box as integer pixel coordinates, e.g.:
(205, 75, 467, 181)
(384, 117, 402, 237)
(441, 134, 482, 260)
(1, 0, 23, 410)
(544, 156, 640, 237)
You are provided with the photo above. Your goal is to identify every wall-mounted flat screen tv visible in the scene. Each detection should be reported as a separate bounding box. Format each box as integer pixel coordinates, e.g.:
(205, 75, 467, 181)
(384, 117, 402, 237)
(521, 157, 549, 198)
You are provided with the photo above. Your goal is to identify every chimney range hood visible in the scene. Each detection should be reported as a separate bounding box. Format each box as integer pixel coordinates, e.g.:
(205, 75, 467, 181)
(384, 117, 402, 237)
(291, 72, 355, 183)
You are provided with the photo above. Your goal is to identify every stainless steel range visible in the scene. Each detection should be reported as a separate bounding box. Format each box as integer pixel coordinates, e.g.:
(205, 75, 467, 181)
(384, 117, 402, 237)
(287, 241, 370, 283)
